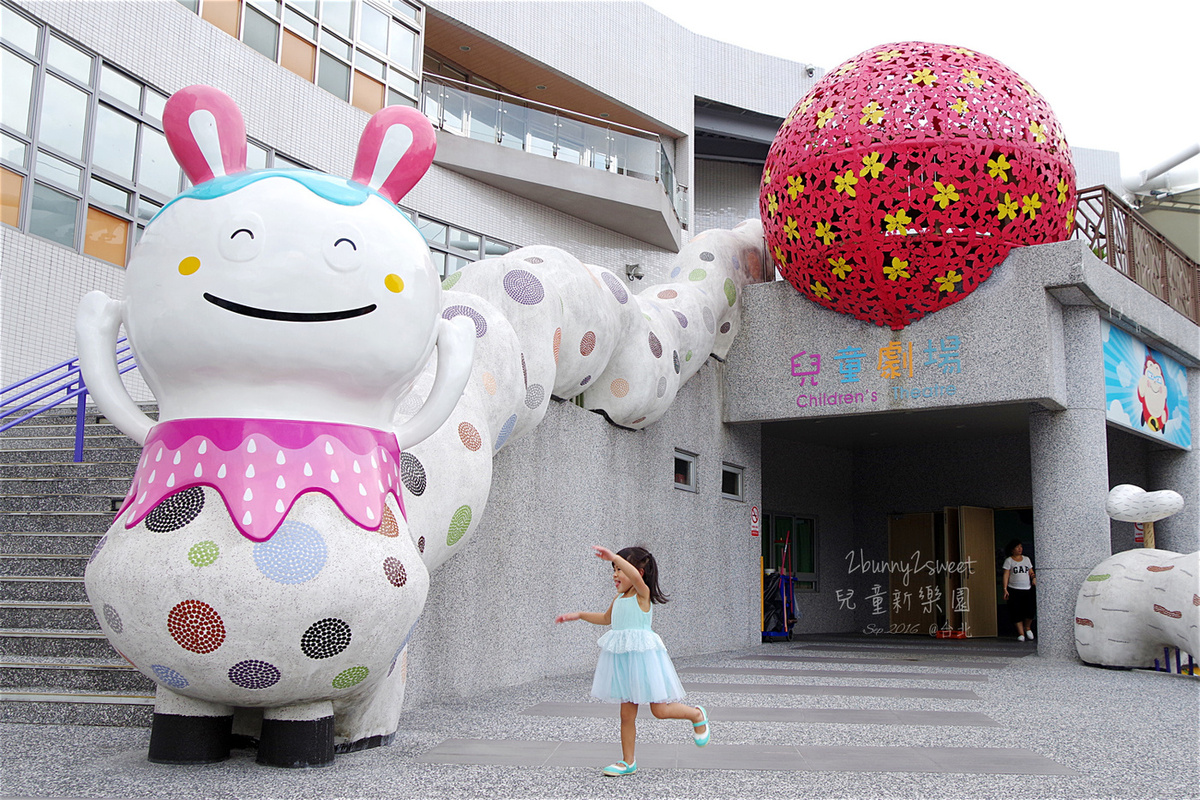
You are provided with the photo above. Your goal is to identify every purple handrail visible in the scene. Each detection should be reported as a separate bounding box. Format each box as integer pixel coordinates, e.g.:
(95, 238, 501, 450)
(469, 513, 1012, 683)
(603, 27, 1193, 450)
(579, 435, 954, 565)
(0, 340, 139, 462)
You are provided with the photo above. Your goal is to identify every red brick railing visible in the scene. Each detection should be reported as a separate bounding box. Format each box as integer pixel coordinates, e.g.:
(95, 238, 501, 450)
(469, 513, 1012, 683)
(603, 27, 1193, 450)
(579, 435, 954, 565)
(1073, 185, 1200, 324)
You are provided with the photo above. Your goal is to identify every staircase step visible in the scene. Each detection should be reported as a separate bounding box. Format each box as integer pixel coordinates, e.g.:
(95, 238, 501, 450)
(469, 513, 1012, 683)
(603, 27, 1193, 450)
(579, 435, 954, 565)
(0, 433, 142, 452)
(0, 629, 119, 659)
(1, 554, 91, 577)
(0, 602, 100, 630)
(0, 421, 134, 439)
(0, 533, 103, 556)
(0, 448, 140, 466)
(0, 477, 132, 495)
(1, 513, 117, 533)
(1, 657, 155, 693)
(0, 461, 140, 479)
(0, 577, 89, 603)
(2, 494, 123, 513)
(0, 691, 154, 726)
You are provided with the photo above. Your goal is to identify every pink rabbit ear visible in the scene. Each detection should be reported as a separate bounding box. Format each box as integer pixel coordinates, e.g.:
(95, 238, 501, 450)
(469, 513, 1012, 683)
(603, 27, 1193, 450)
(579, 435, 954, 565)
(163, 85, 248, 186)
(351, 106, 436, 204)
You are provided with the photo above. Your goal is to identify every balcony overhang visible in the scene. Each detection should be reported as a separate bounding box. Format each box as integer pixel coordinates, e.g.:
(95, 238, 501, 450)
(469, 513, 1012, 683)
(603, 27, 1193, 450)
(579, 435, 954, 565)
(432, 131, 682, 252)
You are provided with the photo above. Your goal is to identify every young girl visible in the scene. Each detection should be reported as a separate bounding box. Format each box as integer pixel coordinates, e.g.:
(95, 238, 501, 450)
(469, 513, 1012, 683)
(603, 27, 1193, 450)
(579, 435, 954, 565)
(555, 545, 709, 776)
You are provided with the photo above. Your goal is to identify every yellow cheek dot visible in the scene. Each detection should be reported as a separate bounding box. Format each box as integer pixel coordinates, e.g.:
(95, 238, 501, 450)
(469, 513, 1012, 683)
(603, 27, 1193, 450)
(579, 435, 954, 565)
(384, 274, 404, 293)
(178, 256, 201, 275)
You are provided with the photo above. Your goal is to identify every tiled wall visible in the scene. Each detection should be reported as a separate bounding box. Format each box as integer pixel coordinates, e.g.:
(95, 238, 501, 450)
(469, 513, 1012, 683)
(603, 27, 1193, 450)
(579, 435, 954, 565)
(693, 159, 763, 236)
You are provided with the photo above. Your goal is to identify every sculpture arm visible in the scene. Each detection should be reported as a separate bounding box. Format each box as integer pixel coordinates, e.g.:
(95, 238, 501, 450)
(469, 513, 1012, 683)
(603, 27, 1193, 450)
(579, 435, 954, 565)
(394, 315, 475, 451)
(76, 291, 154, 445)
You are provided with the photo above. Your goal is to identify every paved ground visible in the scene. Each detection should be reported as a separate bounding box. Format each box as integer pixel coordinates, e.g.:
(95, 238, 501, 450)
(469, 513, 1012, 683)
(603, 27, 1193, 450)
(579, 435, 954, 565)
(2, 634, 1197, 800)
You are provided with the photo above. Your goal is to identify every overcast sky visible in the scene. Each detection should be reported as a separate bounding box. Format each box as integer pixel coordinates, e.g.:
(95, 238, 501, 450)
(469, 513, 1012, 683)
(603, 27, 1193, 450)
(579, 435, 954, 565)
(641, 0, 1198, 182)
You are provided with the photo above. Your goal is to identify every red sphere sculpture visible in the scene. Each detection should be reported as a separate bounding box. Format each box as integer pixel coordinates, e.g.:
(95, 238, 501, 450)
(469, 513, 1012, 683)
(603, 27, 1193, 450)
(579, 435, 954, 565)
(761, 42, 1077, 330)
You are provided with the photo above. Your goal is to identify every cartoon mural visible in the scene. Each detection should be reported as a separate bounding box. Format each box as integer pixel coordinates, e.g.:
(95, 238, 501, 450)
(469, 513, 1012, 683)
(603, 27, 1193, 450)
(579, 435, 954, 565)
(1103, 320, 1191, 449)
(76, 86, 766, 767)
(761, 42, 1076, 330)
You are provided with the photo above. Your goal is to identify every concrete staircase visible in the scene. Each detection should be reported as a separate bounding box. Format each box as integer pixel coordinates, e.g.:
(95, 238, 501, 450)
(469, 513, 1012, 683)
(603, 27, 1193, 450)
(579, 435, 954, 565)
(0, 407, 156, 726)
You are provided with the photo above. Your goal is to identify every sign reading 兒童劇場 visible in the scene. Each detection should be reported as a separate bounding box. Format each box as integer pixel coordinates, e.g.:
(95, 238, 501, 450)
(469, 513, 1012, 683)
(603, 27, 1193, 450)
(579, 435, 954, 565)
(789, 335, 966, 412)
(1102, 320, 1191, 450)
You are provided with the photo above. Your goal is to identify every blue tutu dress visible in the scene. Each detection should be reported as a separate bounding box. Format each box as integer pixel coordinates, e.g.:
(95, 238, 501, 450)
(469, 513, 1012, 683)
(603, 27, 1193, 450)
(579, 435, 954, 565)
(591, 595, 686, 704)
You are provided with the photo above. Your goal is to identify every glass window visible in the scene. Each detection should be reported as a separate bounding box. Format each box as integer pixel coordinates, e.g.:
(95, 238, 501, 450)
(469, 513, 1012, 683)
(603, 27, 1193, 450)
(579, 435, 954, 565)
(674, 450, 697, 492)
(248, 0, 281, 14)
(721, 464, 744, 500)
(138, 126, 179, 197)
(35, 150, 82, 189)
(321, 0, 353, 37)
(92, 105, 138, 181)
(201, 0, 241, 39)
(137, 196, 162, 221)
(1, 166, 22, 228)
(290, 0, 319, 15)
(247, 141, 269, 170)
(427, 249, 445, 276)
(0, 5, 40, 54)
(417, 218, 446, 245)
(283, 6, 316, 38)
(1, 49, 35, 135)
(38, 75, 89, 159)
(243, 6, 280, 59)
(351, 71, 385, 114)
(386, 89, 416, 108)
(320, 30, 352, 59)
(29, 182, 78, 246)
(46, 35, 93, 85)
(175, 0, 200, 12)
(387, 67, 418, 94)
(317, 51, 349, 100)
(391, 1, 419, 21)
(483, 240, 513, 258)
(388, 20, 415, 70)
(88, 179, 131, 212)
(354, 49, 385, 79)
(1, 131, 27, 168)
(273, 154, 304, 170)
(359, 3, 388, 53)
(446, 254, 470, 275)
(144, 91, 167, 122)
(84, 205, 128, 266)
(448, 227, 480, 257)
(100, 65, 141, 109)
(281, 29, 317, 80)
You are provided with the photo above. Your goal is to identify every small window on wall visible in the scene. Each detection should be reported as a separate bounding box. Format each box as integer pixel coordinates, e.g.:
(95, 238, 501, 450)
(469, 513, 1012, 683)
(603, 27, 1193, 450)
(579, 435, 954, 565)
(674, 450, 697, 492)
(721, 463, 743, 501)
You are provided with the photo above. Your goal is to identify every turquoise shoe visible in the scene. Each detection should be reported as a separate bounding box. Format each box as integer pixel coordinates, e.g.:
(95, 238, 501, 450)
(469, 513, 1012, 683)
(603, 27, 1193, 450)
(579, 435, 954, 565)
(602, 760, 637, 776)
(693, 706, 710, 747)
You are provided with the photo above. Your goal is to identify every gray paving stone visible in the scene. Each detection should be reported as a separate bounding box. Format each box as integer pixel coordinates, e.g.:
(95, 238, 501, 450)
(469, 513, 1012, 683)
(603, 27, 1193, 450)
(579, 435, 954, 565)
(682, 680, 981, 700)
(521, 702, 999, 727)
(739, 653, 1010, 669)
(678, 666, 992, 681)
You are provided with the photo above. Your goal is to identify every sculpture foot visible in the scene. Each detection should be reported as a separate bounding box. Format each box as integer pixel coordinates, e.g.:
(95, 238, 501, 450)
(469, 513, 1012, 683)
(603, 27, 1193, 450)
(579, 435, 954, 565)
(256, 702, 335, 768)
(148, 712, 233, 764)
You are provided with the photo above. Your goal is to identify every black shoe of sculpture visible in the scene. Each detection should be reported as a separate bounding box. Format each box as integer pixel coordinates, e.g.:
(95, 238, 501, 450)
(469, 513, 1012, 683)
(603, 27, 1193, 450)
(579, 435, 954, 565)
(147, 713, 233, 764)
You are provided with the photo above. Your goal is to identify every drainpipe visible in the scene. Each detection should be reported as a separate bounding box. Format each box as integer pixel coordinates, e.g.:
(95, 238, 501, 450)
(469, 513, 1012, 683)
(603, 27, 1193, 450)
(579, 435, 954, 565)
(1122, 142, 1200, 194)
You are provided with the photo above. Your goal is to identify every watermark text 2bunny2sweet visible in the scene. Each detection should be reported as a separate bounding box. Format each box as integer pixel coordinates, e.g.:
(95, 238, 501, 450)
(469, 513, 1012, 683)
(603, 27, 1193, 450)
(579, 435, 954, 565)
(843, 549, 977, 586)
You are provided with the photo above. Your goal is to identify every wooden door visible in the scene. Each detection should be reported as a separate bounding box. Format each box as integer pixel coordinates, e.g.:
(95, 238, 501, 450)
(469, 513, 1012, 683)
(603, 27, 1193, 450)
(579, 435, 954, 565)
(941, 507, 962, 633)
(959, 506, 997, 637)
(888, 513, 936, 635)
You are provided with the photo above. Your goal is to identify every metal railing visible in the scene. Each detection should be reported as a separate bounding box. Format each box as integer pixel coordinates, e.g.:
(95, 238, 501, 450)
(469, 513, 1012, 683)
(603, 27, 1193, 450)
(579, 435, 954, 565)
(0, 340, 138, 462)
(1073, 185, 1200, 324)
(421, 74, 689, 226)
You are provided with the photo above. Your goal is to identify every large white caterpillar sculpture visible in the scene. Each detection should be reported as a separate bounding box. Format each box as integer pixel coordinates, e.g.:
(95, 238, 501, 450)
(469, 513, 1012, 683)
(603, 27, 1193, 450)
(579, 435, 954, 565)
(76, 86, 765, 767)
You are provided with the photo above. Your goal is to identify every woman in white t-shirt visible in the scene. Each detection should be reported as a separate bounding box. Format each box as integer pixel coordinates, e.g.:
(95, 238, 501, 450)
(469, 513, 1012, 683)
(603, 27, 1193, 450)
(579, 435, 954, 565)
(1002, 540, 1036, 641)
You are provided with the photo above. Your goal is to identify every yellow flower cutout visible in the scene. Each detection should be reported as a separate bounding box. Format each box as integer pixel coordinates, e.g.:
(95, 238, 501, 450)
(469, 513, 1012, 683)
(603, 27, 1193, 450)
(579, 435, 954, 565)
(860, 152, 886, 179)
(935, 270, 962, 293)
(883, 257, 911, 281)
(875, 49, 902, 62)
(932, 181, 960, 209)
(783, 216, 800, 241)
(997, 193, 1018, 221)
(1021, 192, 1042, 219)
(829, 256, 852, 280)
(1066, 207, 1075, 231)
(1020, 79, 1040, 97)
(810, 280, 831, 300)
(767, 192, 779, 217)
(834, 169, 859, 197)
(860, 101, 884, 126)
(960, 69, 984, 89)
(773, 245, 787, 266)
(836, 62, 856, 76)
(798, 96, 816, 113)
(763, 167, 772, 186)
(950, 98, 969, 115)
(814, 221, 837, 245)
(911, 69, 937, 86)
(884, 208, 912, 235)
(951, 47, 976, 57)
(816, 108, 836, 128)
(1057, 178, 1069, 203)
(986, 154, 1011, 182)
(786, 174, 804, 200)
(1029, 121, 1047, 142)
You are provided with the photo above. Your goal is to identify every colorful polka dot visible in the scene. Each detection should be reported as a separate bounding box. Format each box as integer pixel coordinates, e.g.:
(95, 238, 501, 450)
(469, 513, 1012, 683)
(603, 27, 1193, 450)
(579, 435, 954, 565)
(383, 556, 408, 587)
(442, 305, 487, 338)
(686, 350, 693, 361)
(145, 487, 204, 532)
(332, 666, 369, 689)
(458, 422, 482, 451)
(167, 600, 226, 654)
(301, 618, 352, 659)
(703, 307, 715, 333)
(253, 522, 327, 585)
(384, 274, 404, 293)
(689, 269, 707, 281)
(228, 659, 281, 689)
(417, 536, 425, 553)
(103, 603, 123, 634)
(580, 331, 596, 356)
(602, 272, 628, 304)
(673, 351, 681, 374)
(724, 278, 737, 306)
(183, 540, 217, 568)
(720, 321, 731, 334)
(657, 289, 678, 299)
(525, 384, 544, 409)
(524, 256, 544, 264)
(494, 415, 516, 451)
(553, 328, 562, 363)
(178, 256, 200, 275)
(657, 376, 667, 398)
(482, 371, 497, 395)
(631, 417, 646, 425)
(611, 379, 630, 398)
(503, 269, 545, 305)
(700, 251, 715, 262)
(580, 375, 592, 386)
(648, 332, 662, 358)
(447, 506, 472, 546)
(441, 271, 462, 290)
(670, 266, 681, 278)
(674, 311, 688, 328)
(400, 453, 426, 496)
(151, 665, 188, 689)
(378, 506, 399, 537)
(89, 534, 108, 564)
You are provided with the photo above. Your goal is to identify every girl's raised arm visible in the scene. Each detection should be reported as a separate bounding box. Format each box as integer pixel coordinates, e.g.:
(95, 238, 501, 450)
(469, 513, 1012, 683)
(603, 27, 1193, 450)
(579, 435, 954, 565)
(593, 545, 650, 600)
(555, 597, 614, 626)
